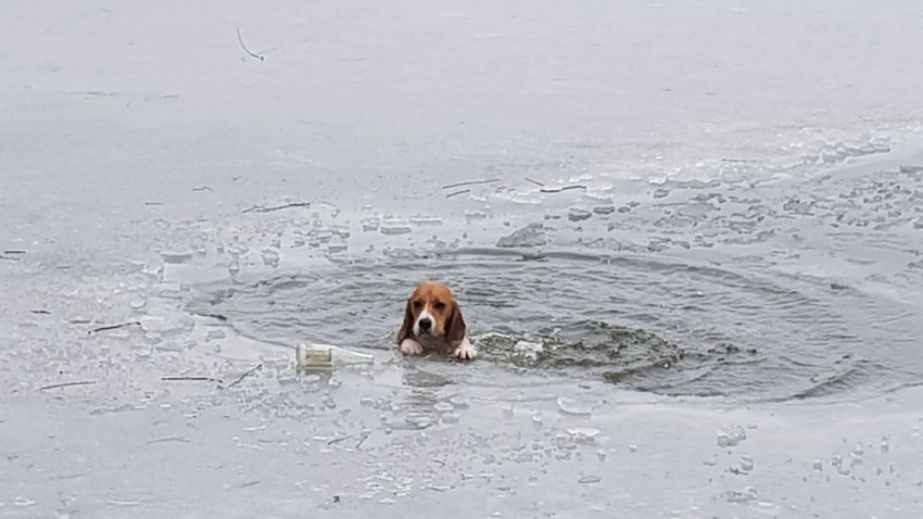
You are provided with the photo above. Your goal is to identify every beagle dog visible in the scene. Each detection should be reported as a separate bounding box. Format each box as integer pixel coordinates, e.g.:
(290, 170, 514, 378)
(396, 281, 477, 360)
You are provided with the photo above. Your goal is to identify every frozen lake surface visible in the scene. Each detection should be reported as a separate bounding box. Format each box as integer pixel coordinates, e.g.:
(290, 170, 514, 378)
(3, 0, 923, 517)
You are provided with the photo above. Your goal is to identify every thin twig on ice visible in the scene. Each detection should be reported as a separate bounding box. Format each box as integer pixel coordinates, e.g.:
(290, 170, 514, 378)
(227, 363, 263, 388)
(237, 27, 266, 62)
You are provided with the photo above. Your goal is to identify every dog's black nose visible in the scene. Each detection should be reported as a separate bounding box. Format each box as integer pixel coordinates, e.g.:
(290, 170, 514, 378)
(419, 317, 432, 331)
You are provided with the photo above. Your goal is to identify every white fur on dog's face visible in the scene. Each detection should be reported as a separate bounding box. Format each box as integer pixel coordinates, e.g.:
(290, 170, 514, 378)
(412, 308, 434, 337)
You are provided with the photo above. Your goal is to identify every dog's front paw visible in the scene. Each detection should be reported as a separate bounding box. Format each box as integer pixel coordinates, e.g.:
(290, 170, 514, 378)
(453, 339, 477, 361)
(400, 338, 424, 355)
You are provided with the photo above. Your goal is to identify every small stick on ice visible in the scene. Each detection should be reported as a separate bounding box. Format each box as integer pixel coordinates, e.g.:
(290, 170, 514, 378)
(242, 201, 311, 214)
(445, 188, 471, 199)
(161, 376, 222, 383)
(1, 249, 26, 261)
(147, 436, 191, 444)
(540, 184, 587, 193)
(39, 380, 96, 391)
(226, 363, 263, 388)
(193, 312, 228, 321)
(237, 27, 266, 62)
(441, 178, 500, 190)
(327, 435, 351, 445)
(88, 321, 141, 334)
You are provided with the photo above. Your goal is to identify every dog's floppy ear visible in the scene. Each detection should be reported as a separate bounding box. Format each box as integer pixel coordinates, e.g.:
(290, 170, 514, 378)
(446, 300, 467, 346)
(396, 299, 415, 344)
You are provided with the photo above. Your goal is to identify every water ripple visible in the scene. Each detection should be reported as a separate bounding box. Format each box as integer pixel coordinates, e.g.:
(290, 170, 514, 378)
(187, 249, 922, 402)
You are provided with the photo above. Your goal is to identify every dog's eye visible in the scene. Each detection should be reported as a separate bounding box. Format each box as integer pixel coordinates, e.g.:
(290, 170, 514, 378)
(434, 301, 446, 311)
(412, 300, 423, 310)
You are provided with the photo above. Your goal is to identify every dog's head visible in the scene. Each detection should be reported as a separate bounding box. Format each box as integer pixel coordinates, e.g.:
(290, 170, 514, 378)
(396, 281, 466, 346)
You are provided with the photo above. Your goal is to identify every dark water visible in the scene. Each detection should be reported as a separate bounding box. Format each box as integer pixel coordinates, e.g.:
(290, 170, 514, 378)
(188, 244, 921, 402)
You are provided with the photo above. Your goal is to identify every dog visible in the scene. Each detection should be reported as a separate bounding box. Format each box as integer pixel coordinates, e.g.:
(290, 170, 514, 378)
(396, 281, 477, 360)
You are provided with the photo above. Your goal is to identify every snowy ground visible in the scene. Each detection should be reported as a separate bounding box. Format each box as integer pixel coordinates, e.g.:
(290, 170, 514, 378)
(2, 1, 923, 517)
